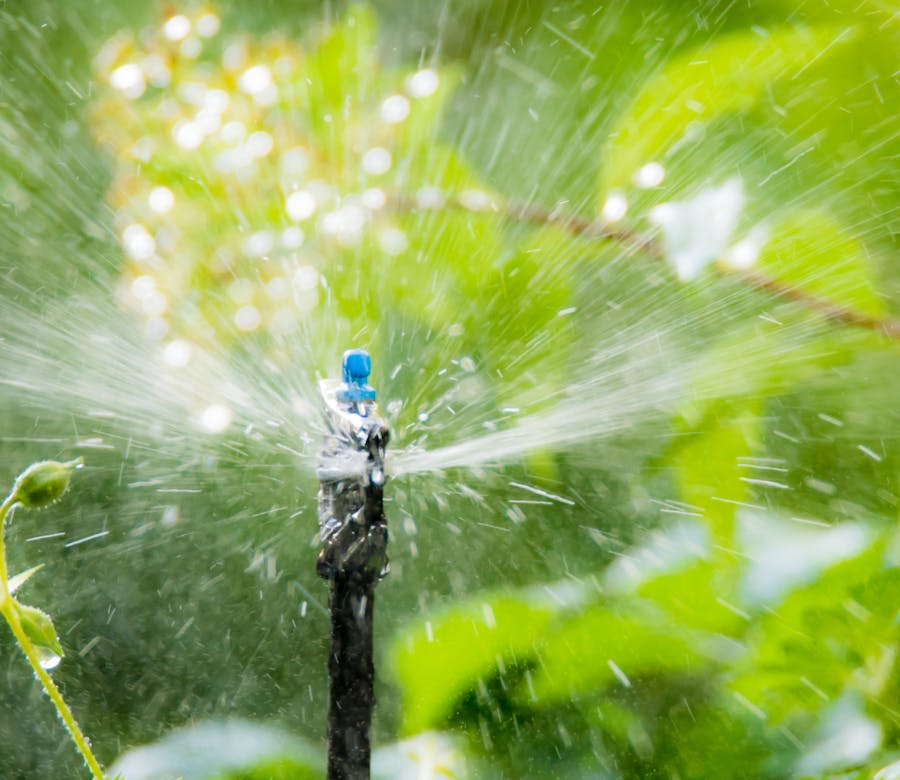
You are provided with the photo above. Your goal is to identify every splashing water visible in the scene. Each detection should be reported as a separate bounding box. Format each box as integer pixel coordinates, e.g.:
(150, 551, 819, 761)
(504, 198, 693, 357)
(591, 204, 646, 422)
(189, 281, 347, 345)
(1, 3, 897, 778)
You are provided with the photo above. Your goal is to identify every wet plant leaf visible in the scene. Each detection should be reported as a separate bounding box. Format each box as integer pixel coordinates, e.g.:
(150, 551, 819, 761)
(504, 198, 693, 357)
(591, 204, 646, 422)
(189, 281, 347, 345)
(754, 211, 884, 317)
(13, 601, 64, 664)
(390, 590, 560, 733)
(6, 564, 44, 596)
(600, 25, 857, 192)
(524, 601, 720, 704)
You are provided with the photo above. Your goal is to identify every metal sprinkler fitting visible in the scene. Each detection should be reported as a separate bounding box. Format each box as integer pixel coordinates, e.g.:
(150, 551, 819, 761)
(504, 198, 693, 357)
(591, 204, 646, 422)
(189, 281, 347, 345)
(317, 349, 389, 780)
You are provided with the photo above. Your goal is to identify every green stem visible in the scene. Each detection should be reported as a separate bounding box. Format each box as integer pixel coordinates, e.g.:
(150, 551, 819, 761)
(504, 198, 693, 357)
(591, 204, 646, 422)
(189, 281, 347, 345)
(0, 601, 105, 778)
(0, 496, 11, 600)
(0, 495, 105, 779)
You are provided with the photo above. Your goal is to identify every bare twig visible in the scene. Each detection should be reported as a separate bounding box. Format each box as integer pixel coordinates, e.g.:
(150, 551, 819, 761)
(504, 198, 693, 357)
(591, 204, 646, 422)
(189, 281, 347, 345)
(392, 194, 900, 341)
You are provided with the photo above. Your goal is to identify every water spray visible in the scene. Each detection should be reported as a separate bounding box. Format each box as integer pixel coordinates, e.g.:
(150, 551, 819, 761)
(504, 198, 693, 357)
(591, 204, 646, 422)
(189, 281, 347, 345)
(317, 349, 389, 780)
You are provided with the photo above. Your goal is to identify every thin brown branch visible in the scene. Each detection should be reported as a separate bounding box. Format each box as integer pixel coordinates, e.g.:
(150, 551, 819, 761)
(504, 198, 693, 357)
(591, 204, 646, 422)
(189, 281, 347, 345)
(392, 193, 900, 342)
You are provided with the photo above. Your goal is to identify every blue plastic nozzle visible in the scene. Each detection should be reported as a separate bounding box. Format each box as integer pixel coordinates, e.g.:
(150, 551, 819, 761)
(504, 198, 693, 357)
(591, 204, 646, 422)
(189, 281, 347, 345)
(337, 348, 377, 403)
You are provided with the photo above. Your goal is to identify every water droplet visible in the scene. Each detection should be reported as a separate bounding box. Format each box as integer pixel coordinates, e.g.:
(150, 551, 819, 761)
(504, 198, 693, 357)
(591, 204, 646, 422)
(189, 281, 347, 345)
(293, 266, 319, 291)
(37, 648, 61, 671)
(285, 190, 316, 221)
(280, 146, 308, 175)
(601, 190, 627, 222)
(361, 147, 392, 176)
(172, 120, 204, 150)
(148, 186, 174, 214)
(242, 230, 274, 257)
(203, 88, 229, 113)
(220, 120, 246, 145)
(245, 131, 273, 158)
(160, 505, 179, 527)
(200, 403, 233, 434)
(407, 68, 439, 98)
(378, 228, 408, 255)
(459, 189, 491, 211)
(633, 161, 665, 188)
(238, 64, 272, 95)
(416, 186, 444, 209)
(180, 38, 202, 59)
(122, 224, 156, 261)
(195, 13, 221, 38)
(162, 339, 192, 368)
(380, 94, 410, 123)
(109, 63, 145, 99)
(361, 188, 385, 210)
(234, 305, 261, 332)
(281, 226, 305, 249)
(162, 15, 191, 42)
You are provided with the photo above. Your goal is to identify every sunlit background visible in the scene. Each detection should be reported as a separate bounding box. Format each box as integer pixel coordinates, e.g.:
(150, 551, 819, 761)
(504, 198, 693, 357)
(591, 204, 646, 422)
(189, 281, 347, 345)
(1, 0, 898, 777)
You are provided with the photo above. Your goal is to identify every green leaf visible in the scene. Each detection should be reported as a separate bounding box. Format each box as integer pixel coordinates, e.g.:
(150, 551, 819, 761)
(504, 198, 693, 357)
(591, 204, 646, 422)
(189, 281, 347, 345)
(7, 564, 44, 596)
(754, 210, 883, 317)
(390, 590, 560, 733)
(730, 540, 899, 725)
(637, 561, 747, 635)
(525, 601, 718, 705)
(672, 400, 761, 547)
(14, 601, 64, 664)
(108, 720, 323, 780)
(600, 25, 858, 192)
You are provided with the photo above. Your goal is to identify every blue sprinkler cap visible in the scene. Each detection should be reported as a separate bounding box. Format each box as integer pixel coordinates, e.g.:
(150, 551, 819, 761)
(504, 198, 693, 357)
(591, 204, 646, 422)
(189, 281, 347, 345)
(337, 348, 377, 402)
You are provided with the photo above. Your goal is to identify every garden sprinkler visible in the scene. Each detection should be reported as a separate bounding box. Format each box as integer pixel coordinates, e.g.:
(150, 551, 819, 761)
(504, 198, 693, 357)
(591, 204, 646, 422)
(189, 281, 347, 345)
(317, 349, 389, 780)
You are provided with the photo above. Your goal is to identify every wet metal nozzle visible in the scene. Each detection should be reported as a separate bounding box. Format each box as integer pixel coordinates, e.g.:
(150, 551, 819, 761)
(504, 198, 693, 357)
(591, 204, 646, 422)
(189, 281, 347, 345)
(316, 349, 389, 582)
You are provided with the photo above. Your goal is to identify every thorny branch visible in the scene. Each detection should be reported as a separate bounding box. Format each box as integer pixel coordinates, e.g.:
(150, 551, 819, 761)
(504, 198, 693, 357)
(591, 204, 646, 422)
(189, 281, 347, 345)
(393, 194, 900, 342)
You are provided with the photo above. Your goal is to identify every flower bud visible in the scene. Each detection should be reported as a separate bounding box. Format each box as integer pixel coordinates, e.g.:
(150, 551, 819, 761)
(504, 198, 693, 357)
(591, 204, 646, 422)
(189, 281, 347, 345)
(10, 458, 83, 510)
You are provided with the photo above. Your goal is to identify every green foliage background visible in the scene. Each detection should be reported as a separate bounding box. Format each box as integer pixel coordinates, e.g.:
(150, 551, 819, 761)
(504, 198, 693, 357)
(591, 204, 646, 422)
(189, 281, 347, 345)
(0, 0, 898, 778)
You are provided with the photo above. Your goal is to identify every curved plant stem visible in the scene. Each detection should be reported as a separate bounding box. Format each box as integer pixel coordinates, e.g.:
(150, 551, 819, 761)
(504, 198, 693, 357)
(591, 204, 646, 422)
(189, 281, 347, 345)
(0, 498, 10, 598)
(0, 495, 105, 779)
(392, 194, 900, 341)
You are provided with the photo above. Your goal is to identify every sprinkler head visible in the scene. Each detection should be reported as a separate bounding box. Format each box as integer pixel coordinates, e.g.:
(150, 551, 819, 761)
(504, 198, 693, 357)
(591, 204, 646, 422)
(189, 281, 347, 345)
(317, 348, 389, 582)
(337, 348, 377, 403)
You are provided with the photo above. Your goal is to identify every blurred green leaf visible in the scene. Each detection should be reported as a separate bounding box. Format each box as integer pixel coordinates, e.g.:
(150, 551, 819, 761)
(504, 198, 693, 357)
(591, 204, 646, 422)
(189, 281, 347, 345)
(600, 24, 857, 192)
(526, 600, 718, 704)
(755, 211, 883, 317)
(730, 540, 899, 725)
(672, 400, 761, 546)
(108, 720, 323, 780)
(636, 561, 746, 635)
(390, 590, 558, 733)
